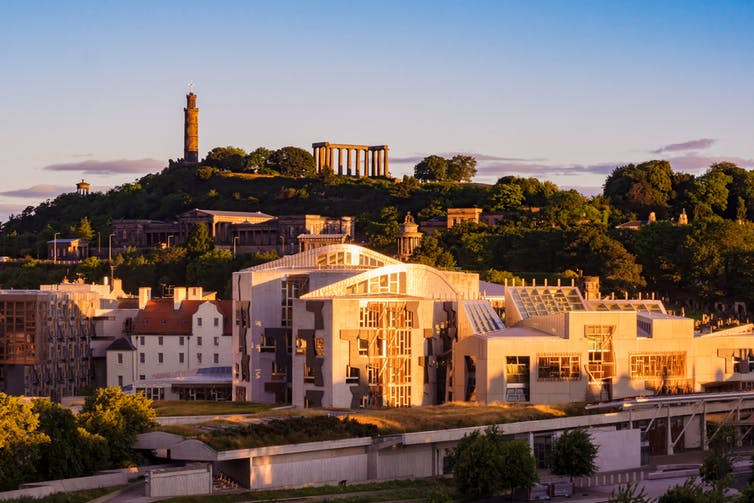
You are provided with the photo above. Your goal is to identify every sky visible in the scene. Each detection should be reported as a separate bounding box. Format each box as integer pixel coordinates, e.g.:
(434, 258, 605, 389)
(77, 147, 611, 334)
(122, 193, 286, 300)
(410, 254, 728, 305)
(1, 0, 753, 222)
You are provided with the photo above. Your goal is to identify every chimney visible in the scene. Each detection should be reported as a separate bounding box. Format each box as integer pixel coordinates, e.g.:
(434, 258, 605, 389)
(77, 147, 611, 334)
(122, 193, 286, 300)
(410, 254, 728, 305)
(138, 287, 151, 310)
(187, 287, 203, 300)
(174, 287, 187, 310)
(112, 278, 123, 293)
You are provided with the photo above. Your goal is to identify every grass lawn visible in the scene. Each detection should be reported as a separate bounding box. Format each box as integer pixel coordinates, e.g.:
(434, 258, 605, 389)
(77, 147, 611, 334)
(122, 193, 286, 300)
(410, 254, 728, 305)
(151, 400, 275, 417)
(155, 402, 586, 449)
(7, 486, 125, 503)
(158, 477, 454, 502)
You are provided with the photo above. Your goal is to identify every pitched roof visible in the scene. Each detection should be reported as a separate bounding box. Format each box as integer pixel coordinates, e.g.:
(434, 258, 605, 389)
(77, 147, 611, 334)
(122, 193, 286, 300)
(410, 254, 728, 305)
(134, 299, 233, 335)
(106, 337, 137, 351)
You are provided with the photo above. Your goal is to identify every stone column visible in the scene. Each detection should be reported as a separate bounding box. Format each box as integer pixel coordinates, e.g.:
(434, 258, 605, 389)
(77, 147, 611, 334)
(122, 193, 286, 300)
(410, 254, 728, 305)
(338, 148, 343, 175)
(346, 149, 352, 176)
(378, 149, 384, 176)
(356, 149, 361, 176)
(371, 149, 376, 177)
(384, 146, 389, 177)
(327, 148, 332, 170)
(313, 147, 318, 171)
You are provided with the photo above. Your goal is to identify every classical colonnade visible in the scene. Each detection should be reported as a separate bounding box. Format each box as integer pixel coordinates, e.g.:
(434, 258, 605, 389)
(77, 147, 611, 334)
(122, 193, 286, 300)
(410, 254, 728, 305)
(312, 142, 389, 177)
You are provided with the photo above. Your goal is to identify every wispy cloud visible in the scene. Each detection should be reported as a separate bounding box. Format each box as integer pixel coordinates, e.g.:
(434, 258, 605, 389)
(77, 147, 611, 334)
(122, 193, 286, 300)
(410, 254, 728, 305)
(664, 153, 754, 172)
(71, 153, 93, 158)
(475, 161, 617, 178)
(652, 138, 715, 154)
(0, 184, 70, 198)
(43, 158, 163, 175)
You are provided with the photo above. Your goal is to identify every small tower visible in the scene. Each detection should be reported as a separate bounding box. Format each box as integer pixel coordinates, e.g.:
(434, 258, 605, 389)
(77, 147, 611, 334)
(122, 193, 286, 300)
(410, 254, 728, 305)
(581, 276, 601, 301)
(678, 208, 688, 225)
(76, 179, 90, 196)
(397, 212, 423, 261)
(183, 88, 199, 164)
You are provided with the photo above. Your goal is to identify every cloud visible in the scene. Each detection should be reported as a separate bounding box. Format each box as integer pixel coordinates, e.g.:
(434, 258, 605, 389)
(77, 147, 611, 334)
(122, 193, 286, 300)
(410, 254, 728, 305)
(71, 153, 93, 158)
(664, 153, 754, 173)
(475, 161, 617, 178)
(652, 138, 715, 154)
(43, 158, 163, 175)
(0, 184, 70, 198)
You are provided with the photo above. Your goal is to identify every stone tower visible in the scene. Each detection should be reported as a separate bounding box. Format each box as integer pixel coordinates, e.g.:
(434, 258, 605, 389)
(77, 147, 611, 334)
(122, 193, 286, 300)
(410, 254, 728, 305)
(76, 179, 90, 196)
(397, 212, 423, 261)
(581, 276, 601, 301)
(183, 92, 199, 164)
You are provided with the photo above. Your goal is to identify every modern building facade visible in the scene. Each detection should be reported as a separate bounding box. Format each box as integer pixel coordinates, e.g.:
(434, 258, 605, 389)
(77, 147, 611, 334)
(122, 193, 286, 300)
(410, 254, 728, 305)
(0, 289, 93, 401)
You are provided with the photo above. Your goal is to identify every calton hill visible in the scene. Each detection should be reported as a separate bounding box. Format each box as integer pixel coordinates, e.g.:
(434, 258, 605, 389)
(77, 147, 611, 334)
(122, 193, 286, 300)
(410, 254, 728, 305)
(2, 145, 754, 318)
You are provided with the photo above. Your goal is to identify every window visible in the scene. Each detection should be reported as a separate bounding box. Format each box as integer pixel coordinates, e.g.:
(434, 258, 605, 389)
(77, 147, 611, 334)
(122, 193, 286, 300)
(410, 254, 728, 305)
(161, 319, 167, 325)
(346, 365, 360, 383)
(158, 353, 164, 364)
(213, 353, 219, 364)
(630, 352, 686, 379)
(139, 352, 145, 364)
(139, 374, 145, 380)
(137, 387, 164, 400)
(197, 336, 202, 346)
(179, 336, 184, 346)
(537, 354, 581, 381)
(214, 317, 219, 327)
(304, 364, 315, 383)
(197, 317, 202, 326)
(117, 353, 123, 364)
(260, 334, 276, 352)
(358, 338, 369, 356)
(158, 336, 163, 346)
(140, 336, 145, 345)
(214, 337, 219, 346)
(179, 352, 184, 363)
(117, 375, 123, 386)
(272, 361, 285, 379)
(281, 276, 309, 327)
(197, 353, 202, 364)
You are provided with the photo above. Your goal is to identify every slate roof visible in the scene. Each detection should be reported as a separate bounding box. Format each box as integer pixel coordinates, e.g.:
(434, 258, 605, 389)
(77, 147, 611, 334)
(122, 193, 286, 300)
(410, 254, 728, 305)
(134, 299, 233, 336)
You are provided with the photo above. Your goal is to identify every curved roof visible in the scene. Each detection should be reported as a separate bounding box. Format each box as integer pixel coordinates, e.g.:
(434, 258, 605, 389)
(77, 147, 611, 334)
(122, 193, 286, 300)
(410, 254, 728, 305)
(242, 244, 400, 272)
(301, 263, 461, 299)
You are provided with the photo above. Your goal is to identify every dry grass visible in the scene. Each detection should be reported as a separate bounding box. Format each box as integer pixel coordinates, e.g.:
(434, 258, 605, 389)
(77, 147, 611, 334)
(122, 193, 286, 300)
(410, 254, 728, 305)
(151, 400, 274, 417)
(346, 402, 583, 434)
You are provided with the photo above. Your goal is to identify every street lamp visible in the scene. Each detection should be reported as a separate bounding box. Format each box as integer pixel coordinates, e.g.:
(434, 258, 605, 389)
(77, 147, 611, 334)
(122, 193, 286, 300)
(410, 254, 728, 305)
(233, 235, 240, 258)
(108, 233, 115, 262)
(53, 232, 60, 264)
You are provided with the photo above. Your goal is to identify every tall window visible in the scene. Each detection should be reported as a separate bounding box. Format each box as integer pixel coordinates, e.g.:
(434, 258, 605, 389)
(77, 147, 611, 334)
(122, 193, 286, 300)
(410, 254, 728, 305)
(158, 353, 164, 364)
(281, 276, 309, 327)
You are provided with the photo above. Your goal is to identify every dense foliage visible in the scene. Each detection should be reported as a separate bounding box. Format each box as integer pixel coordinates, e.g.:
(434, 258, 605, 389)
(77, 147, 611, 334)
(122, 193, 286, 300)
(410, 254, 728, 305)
(549, 429, 599, 480)
(201, 415, 378, 450)
(448, 425, 537, 499)
(0, 388, 153, 490)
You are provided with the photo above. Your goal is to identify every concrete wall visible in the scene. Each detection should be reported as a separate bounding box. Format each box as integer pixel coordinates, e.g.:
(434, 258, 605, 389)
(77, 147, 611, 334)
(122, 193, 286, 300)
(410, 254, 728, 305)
(251, 446, 368, 488)
(590, 428, 641, 472)
(0, 471, 129, 501)
(147, 465, 212, 498)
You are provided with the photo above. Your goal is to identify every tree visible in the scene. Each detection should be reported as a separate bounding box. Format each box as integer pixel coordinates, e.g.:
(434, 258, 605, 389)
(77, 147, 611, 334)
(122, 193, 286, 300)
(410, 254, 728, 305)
(202, 146, 248, 172)
(446, 155, 477, 182)
(185, 222, 213, 256)
(687, 169, 732, 220)
(0, 393, 49, 490)
(658, 479, 719, 503)
(603, 161, 674, 218)
(364, 206, 400, 252)
(488, 182, 524, 212)
(246, 147, 273, 173)
(608, 482, 652, 503)
(414, 155, 448, 182)
(549, 429, 598, 481)
(449, 426, 536, 499)
(267, 146, 316, 177)
(410, 235, 456, 269)
(74, 216, 95, 241)
(77, 387, 156, 467)
(699, 447, 733, 494)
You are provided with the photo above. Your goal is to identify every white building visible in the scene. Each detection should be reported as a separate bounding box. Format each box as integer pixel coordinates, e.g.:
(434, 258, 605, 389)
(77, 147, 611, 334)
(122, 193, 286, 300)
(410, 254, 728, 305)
(106, 287, 233, 400)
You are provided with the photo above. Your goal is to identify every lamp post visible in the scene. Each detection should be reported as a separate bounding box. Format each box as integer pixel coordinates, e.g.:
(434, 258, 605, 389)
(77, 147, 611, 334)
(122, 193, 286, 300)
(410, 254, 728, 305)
(53, 232, 60, 264)
(108, 233, 115, 262)
(233, 235, 240, 258)
(167, 235, 174, 248)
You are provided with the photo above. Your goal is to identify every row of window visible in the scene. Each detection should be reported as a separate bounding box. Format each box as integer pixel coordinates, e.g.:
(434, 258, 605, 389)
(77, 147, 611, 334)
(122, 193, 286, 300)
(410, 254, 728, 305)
(505, 352, 688, 382)
(119, 352, 221, 364)
(141, 317, 220, 327)
(138, 335, 221, 346)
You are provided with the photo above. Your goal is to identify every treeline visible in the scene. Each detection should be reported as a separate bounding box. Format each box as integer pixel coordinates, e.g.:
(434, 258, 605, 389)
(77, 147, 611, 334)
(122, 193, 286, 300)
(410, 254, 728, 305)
(0, 388, 154, 490)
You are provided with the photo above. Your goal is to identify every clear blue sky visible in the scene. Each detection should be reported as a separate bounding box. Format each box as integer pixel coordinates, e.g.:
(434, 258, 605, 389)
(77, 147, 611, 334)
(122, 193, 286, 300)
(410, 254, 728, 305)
(1, 1, 753, 221)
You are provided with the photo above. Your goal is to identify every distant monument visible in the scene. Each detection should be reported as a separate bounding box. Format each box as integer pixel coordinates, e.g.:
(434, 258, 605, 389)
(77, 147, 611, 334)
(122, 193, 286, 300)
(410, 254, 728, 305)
(397, 212, 422, 261)
(312, 141, 389, 177)
(183, 85, 199, 165)
(678, 208, 688, 225)
(76, 179, 90, 196)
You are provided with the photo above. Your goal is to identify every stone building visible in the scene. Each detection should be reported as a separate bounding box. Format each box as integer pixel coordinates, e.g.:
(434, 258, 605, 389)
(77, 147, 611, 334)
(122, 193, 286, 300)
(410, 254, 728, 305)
(396, 212, 422, 261)
(111, 209, 354, 256)
(0, 290, 93, 401)
(312, 142, 389, 177)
